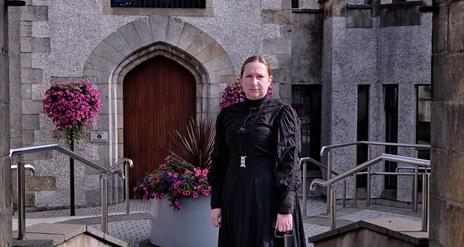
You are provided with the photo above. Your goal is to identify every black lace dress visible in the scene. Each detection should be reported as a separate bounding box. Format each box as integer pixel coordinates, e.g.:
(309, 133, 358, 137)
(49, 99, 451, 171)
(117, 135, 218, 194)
(208, 96, 306, 247)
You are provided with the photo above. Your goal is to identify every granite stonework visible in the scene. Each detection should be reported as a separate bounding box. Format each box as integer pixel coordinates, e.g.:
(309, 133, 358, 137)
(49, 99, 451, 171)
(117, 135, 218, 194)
(322, 4, 431, 201)
(300, 0, 321, 9)
(430, 1, 464, 246)
(291, 11, 323, 85)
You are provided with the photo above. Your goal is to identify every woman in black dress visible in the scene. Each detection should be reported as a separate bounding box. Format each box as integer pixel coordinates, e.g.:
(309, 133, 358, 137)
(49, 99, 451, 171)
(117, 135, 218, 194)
(208, 56, 306, 247)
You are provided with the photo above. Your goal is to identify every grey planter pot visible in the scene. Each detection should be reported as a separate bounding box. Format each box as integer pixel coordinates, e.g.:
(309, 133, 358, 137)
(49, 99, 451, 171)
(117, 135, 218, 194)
(150, 197, 219, 247)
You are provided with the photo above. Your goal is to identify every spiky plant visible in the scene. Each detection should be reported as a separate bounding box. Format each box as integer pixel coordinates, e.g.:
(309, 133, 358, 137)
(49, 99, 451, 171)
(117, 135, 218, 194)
(170, 117, 215, 170)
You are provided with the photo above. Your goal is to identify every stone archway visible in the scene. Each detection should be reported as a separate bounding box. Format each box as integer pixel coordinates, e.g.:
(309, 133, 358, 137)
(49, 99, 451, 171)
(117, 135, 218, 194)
(83, 16, 235, 165)
(82, 17, 235, 201)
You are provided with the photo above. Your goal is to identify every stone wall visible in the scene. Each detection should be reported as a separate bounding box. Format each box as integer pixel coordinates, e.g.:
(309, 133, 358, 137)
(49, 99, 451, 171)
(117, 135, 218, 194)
(430, 0, 464, 246)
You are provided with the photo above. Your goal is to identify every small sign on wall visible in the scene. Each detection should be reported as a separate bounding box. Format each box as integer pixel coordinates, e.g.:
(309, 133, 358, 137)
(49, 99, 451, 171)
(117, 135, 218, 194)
(90, 131, 109, 143)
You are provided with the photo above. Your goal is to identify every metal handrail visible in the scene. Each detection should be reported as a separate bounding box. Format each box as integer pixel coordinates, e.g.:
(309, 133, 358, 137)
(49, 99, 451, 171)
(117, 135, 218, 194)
(319, 141, 431, 214)
(300, 156, 344, 216)
(310, 153, 430, 230)
(10, 144, 108, 172)
(396, 165, 431, 173)
(110, 158, 134, 215)
(9, 144, 134, 240)
(311, 154, 429, 189)
(11, 164, 36, 176)
(320, 141, 430, 156)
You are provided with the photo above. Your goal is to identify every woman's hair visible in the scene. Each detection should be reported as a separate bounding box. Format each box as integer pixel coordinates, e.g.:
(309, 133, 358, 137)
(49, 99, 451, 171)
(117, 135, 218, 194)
(239, 56, 272, 77)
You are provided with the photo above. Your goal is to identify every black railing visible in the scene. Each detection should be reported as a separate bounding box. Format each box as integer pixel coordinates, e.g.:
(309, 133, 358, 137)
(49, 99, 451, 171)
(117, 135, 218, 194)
(111, 0, 206, 8)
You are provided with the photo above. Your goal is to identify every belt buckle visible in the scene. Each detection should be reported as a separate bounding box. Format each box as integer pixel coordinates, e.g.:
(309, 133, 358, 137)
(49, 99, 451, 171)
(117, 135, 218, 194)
(240, 156, 246, 168)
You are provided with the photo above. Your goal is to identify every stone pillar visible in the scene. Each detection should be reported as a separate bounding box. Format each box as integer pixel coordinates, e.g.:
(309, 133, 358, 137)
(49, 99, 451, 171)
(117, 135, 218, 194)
(430, 0, 464, 246)
(0, 0, 13, 245)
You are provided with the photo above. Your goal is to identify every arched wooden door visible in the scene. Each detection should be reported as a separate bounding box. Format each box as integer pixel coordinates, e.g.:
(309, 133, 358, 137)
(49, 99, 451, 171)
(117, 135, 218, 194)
(123, 56, 196, 193)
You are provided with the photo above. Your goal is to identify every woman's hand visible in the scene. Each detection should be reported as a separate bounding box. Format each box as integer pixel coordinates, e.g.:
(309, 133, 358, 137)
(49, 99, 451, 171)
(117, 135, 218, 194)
(275, 213, 293, 232)
(211, 208, 222, 227)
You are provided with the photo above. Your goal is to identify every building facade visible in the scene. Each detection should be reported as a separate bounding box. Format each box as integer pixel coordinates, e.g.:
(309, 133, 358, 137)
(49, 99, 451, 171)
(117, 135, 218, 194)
(8, 0, 432, 208)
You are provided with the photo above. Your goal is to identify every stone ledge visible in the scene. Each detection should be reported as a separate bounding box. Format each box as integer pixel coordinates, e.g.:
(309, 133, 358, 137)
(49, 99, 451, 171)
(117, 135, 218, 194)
(308, 218, 428, 246)
(13, 223, 128, 247)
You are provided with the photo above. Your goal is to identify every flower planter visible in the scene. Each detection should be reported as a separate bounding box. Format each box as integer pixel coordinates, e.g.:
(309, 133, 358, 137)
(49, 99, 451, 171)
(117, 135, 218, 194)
(150, 197, 218, 247)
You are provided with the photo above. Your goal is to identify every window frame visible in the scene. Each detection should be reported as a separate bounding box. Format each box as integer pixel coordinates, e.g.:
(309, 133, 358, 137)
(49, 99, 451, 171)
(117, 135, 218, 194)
(102, 0, 213, 16)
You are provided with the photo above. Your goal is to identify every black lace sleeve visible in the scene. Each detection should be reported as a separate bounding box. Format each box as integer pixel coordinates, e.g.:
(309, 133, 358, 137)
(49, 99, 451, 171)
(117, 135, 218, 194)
(275, 105, 301, 214)
(208, 111, 229, 209)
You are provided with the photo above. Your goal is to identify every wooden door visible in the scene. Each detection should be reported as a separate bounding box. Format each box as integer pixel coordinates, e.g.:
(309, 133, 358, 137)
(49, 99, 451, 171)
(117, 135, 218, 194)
(123, 56, 196, 194)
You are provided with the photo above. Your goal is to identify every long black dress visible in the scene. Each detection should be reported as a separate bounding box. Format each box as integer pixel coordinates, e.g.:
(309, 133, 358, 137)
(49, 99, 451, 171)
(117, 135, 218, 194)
(208, 96, 306, 247)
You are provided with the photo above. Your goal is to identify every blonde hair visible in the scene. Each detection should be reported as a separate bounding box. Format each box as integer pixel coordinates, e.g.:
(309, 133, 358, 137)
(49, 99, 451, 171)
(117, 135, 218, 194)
(239, 56, 272, 78)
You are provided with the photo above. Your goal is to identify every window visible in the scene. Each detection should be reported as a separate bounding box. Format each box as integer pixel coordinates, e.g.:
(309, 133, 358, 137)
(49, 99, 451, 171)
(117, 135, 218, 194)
(416, 85, 431, 159)
(291, 85, 322, 164)
(384, 85, 398, 190)
(292, 0, 298, 8)
(357, 85, 369, 188)
(111, 0, 206, 8)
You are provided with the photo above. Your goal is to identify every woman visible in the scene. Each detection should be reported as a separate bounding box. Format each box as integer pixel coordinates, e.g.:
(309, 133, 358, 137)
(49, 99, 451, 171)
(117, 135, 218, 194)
(208, 56, 306, 247)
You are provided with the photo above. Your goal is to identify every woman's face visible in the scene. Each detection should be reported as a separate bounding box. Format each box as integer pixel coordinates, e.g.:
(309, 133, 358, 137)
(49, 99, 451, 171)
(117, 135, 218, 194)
(240, 61, 272, 100)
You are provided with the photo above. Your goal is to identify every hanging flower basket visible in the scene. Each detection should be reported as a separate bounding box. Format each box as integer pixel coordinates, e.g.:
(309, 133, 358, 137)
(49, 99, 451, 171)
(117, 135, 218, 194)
(43, 79, 102, 143)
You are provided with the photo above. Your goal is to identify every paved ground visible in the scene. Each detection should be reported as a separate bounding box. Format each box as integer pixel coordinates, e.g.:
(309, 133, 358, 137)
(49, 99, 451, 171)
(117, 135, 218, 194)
(12, 198, 423, 247)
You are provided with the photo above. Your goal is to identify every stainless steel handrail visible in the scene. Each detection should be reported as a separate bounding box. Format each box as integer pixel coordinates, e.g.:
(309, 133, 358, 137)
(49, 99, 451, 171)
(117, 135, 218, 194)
(319, 141, 430, 213)
(320, 141, 430, 156)
(11, 164, 36, 176)
(396, 165, 431, 173)
(300, 157, 344, 216)
(9, 144, 133, 239)
(110, 158, 134, 215)
(10, 144, 107, 172)
(310, 153, 430, 230)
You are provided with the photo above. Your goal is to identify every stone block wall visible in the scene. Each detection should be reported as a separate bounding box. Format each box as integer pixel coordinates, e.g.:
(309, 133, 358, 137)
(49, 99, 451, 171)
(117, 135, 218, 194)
(430, 0, 464, 246)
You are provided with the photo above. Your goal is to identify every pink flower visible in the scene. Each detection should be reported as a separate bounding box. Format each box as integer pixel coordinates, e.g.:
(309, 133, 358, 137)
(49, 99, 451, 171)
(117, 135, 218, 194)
(43, 80, 102, 134)
(175, 199, 182, 209)
(132, 154, 211, 210)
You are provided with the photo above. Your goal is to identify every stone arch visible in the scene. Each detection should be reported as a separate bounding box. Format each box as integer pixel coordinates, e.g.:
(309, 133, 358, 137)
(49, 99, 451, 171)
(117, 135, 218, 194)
(82, 16, 235, 164)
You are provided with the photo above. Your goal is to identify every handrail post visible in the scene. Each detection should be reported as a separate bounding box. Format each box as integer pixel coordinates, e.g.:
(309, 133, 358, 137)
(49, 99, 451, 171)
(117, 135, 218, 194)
(330, 187, 336, 230)
(17, 156, 26, 240)
(302, 161, 307, 217)
(366, 146, 372, 207)
(342, 180, 346, 208)
(353, 149, 357, 208)
(421, 172, 429, 231)
(326, 151, 332, 215)
(413, 165, 418, 213)
(125, 162, 130, 215)
(367, 167, 371, 207)
(100, 172, 109, 233)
